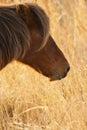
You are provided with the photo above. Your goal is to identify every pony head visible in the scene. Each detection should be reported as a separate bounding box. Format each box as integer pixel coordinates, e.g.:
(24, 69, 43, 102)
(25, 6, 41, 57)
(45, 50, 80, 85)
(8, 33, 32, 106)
(0, 4, 70, 81)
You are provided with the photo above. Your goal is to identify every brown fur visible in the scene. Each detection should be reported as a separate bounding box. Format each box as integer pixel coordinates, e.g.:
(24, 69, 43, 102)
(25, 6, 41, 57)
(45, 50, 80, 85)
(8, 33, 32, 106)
(0, 3, 70, 80)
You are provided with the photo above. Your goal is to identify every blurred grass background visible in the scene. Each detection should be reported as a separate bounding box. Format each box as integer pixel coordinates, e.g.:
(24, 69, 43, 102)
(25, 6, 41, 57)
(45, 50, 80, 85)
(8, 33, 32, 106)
(0, 0, 87, 130)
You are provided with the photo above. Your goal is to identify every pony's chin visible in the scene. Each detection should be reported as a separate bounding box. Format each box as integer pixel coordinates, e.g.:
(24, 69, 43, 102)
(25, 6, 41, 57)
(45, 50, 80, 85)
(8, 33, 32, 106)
(49, 76, 62, 81)
(50, 77, 62, 81)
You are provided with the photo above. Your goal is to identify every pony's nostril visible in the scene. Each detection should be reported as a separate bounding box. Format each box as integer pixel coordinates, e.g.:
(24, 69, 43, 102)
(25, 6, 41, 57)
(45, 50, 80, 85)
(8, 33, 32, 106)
(64, 65, 70, 77)
(67, 66, 70, 72)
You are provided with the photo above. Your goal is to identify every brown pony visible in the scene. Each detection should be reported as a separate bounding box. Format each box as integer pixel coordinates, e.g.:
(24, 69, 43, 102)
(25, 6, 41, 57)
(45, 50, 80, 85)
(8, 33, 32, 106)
(0, 3, 70, 81)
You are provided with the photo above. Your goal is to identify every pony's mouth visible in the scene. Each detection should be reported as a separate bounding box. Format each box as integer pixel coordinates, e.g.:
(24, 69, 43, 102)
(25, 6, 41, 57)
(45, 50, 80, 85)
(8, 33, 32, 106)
(35, 67, 62, 81)
(49, 72, 67, 81)
(31, 65, 68, 81)
(50, 76, 62, 81)
(50, 74, 65, 81)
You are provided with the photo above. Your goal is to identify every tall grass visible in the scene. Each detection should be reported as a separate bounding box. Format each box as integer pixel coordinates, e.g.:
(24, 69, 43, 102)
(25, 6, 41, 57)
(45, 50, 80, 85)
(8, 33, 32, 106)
(0, 0, 87, 130)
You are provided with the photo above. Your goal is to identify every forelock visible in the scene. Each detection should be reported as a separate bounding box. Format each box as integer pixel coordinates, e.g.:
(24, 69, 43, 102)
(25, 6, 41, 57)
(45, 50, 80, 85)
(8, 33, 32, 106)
(29, 4, 50, 50)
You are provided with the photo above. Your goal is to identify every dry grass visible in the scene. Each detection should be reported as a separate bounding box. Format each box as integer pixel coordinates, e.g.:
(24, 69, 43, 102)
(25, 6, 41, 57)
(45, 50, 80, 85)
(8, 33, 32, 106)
(0, 0, 87, 130)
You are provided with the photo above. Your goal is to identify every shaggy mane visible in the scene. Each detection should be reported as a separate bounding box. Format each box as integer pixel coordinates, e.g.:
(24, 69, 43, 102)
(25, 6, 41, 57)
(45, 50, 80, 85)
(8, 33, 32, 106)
(0, 7, 30, 69)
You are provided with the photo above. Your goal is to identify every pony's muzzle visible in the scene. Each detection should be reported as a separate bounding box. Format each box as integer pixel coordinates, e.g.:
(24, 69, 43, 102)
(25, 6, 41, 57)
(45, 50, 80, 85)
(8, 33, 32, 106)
(50, 65, 70, 81)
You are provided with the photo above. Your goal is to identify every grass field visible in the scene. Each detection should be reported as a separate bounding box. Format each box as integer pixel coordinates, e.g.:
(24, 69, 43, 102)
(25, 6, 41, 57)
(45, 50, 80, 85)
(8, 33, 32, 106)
(0, 0, 87, 130)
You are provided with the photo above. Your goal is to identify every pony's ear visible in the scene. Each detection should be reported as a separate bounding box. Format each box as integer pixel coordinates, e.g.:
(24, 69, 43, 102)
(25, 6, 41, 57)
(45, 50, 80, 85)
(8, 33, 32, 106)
(16, 4, 29, 18)
(16, 4, 31, 24)
(16, 4, 25, 13)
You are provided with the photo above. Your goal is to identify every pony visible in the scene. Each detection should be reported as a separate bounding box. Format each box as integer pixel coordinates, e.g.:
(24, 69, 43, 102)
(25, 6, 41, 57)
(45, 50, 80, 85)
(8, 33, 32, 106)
(0, 3, 70, 81)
